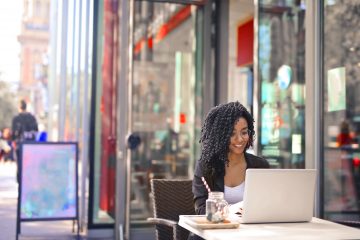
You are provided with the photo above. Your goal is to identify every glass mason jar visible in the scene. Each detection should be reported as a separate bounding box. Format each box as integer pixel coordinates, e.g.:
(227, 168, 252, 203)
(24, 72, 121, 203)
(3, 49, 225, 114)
(206, 191, 229, 223)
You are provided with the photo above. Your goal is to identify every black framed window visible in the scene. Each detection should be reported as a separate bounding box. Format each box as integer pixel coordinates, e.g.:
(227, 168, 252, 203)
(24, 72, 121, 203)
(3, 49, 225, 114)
(322, 0, 360, 223)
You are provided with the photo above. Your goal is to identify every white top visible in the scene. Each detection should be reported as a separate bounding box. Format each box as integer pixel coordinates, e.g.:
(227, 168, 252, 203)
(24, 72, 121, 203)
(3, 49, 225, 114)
(224, 182, 245, 204)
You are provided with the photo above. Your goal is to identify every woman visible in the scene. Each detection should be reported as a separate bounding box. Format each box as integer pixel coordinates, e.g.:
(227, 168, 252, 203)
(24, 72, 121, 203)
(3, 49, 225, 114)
(192, 101, 269, 215)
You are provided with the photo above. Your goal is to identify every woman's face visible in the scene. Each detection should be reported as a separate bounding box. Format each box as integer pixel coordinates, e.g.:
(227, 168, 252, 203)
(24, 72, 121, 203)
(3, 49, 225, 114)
(229, 117, 250, 155)
(2, 128, 10, 138)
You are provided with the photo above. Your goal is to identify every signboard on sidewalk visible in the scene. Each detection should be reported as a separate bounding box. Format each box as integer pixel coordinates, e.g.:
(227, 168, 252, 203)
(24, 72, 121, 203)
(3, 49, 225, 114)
(16, 142, 79, 239)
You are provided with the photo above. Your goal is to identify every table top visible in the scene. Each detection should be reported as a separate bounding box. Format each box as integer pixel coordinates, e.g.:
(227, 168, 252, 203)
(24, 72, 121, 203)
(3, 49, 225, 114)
(179, 215, 360, 240)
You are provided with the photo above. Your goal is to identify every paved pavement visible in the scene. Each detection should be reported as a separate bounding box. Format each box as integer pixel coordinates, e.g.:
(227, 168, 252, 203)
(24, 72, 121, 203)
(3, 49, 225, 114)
(0, 162, 84, 240)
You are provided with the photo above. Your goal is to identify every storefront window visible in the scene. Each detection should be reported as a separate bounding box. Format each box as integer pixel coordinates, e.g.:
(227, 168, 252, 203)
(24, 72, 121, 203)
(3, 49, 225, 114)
(131, 2, 203, 226)
(258, 1, 306, 168)
(322, 0, 360, 222)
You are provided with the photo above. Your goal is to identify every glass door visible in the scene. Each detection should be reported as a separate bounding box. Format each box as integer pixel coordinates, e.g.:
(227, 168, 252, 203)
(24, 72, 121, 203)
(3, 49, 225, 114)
(129, 0, 204, 234)
(257, 1, 306, 168)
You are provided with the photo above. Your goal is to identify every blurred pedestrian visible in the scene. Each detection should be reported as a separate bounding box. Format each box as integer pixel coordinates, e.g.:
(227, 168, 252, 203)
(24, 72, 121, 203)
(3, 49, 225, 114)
(0, 127, 14, 162)
(11, 99, 38, 180)
(336, 120, 353, 147)
(0, 132, 11, 163)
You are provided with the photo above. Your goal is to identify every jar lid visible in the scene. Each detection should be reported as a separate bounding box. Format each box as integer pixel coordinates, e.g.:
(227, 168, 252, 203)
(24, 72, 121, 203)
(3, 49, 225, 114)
(209, 191, 224, 199)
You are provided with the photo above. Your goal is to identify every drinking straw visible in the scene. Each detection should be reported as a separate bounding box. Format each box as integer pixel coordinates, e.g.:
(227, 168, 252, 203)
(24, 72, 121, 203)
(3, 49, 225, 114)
(201, 176, 211, 193)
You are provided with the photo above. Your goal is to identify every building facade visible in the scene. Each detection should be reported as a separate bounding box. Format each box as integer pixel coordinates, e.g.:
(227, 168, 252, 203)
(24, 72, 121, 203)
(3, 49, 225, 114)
(46, 0, 360, 239)
(18, 0, 50, 123)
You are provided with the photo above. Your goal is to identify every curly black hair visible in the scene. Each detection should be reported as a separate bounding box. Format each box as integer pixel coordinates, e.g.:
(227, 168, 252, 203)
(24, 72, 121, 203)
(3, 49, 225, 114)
(199, 101, 255, 178)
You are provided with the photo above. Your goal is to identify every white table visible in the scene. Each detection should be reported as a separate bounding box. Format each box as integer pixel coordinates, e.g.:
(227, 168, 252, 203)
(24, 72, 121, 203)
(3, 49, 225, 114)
(179, 216, 360, 240)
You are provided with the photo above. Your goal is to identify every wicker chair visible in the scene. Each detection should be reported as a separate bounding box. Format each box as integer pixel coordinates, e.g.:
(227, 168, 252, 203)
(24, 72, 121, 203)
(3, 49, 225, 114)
(148, 179, 195, 240)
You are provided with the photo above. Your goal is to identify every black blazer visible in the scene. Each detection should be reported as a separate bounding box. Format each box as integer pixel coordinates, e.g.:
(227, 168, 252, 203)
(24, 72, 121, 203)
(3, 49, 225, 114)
(192, 152, 270, 215)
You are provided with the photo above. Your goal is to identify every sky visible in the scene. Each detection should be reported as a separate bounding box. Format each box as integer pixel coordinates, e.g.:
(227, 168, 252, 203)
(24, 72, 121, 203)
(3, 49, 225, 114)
(0, 0, 23, 84)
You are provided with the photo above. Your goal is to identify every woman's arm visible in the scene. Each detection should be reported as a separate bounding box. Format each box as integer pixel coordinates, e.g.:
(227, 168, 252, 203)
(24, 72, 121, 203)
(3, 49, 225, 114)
(192, 161, 208, 215)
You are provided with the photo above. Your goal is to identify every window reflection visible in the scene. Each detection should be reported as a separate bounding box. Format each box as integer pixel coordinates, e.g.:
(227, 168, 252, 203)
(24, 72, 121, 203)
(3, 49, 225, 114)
(92, 0, 118, 224)
(258, 1, 306, 168)
(323, 0, 360, 222)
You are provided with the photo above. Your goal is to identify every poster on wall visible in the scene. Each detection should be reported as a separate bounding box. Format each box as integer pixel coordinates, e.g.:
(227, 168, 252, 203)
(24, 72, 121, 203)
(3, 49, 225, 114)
(18, 142, 78, 220)
(327, 67, 346, 112)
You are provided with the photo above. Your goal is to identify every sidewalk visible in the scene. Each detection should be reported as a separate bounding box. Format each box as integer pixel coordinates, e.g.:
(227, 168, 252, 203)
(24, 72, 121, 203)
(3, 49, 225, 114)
(0, 162, 82, 240)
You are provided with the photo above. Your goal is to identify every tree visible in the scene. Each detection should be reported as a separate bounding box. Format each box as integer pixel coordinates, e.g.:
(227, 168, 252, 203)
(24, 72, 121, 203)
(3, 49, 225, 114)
(0, 80, 17, 130)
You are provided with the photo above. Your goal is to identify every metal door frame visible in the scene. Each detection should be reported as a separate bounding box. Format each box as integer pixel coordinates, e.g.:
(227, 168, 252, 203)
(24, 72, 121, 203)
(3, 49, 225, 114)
(115, 0, 133, 239)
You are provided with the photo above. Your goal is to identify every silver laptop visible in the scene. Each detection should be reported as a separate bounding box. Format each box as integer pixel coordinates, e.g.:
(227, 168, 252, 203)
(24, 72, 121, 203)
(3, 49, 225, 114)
(240, 169, 316, 223)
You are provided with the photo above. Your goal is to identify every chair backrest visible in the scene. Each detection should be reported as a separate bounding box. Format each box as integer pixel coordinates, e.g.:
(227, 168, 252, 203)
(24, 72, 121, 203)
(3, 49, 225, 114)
(151, 179, 195, 240)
